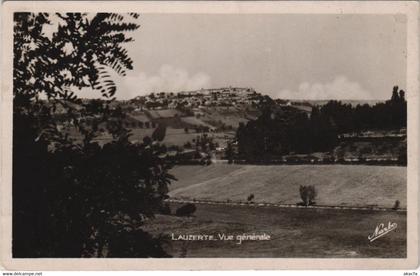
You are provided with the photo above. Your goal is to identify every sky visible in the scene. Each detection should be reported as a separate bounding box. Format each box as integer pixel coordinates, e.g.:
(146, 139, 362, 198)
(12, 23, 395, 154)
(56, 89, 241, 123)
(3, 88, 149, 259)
(82, 13, 407, 100)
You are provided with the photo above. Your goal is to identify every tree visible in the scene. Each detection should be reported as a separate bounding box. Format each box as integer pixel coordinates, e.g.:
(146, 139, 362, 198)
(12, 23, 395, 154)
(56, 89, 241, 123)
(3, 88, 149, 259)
(13, 12, 174, 257)
(398, 147, 407, 165)
(299, 185, 317, 206)
(391, 86, 400, 102)
(399, 90, 405, 102)
(152, 124, 167, 142)
(225, 141, 234, 164)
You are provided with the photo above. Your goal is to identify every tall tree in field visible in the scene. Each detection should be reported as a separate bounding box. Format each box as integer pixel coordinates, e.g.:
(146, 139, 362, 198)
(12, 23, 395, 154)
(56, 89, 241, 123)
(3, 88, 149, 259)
(152, 124, 167, 142)
(13, 13, 173, 257)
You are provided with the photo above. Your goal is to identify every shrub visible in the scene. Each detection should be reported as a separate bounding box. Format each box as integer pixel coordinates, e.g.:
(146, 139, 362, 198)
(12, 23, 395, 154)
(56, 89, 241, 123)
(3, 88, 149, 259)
(175, 203, 196, 216)
(247, 194, 255, 202)
(299, 185, 317, 206)
(160, 203, 171, 215)
(393, 200, 400, 210)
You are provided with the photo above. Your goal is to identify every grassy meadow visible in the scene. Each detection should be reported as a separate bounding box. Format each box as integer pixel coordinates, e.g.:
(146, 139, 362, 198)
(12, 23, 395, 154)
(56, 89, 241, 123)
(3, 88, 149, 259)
(169, 164, 407, 208)
(143, 202, 406, 258)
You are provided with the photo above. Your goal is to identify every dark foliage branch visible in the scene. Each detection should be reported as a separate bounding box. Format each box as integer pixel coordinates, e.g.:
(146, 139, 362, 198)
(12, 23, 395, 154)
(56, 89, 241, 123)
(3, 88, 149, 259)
(14, 12, 141, 145)
(13, 13, 174, 258)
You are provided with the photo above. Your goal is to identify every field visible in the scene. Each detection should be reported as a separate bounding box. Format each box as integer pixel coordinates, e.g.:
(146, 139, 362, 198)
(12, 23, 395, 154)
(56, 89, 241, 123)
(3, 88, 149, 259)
(169, 164, 406, 208)
(142, 203, 406, 258)
(88, 127, 206, 146)
(180, 116, 217, 130)
(146, 109, 184, 119)
(161, 128, 201, 146)
(200, 106, 259, 128)
(69, 124, 234, 148)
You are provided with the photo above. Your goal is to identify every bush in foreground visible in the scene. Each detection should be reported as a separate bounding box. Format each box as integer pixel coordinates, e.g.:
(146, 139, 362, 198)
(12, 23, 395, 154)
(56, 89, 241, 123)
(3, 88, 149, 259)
(175, 203, 197, 216)
(299, 185, 317, 206)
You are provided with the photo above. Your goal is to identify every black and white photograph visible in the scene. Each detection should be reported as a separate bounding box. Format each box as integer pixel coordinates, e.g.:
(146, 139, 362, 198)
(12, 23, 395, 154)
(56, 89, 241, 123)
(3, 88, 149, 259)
(0, 0, 419, 271)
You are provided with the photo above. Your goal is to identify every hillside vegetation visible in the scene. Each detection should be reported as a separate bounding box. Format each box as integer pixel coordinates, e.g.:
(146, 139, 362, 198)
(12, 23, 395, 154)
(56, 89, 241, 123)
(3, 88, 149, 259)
(169, 164, 406, 208)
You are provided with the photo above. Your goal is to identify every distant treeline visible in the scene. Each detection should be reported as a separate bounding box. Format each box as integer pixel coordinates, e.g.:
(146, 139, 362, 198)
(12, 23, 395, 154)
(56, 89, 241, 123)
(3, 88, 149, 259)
(235, 86, 407, 161)
(317, 86, 406, 133)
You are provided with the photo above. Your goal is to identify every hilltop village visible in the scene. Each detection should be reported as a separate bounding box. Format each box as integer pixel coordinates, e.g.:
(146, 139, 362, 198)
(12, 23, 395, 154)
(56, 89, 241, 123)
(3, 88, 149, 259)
(50, 86, 407, 166)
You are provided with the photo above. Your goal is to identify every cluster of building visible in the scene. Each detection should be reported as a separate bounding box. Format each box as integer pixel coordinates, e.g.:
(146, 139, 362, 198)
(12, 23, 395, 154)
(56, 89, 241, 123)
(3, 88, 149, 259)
(131, 87, 261, 110)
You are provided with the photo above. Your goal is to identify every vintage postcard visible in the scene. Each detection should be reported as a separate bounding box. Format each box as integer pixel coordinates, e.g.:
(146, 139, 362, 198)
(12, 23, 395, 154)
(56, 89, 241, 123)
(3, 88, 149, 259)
(0, 0, 419, 271)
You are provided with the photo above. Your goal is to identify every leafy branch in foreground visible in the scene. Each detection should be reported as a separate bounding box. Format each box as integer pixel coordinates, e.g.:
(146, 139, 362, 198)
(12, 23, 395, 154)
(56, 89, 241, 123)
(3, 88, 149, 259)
(13, 13, 174, 257)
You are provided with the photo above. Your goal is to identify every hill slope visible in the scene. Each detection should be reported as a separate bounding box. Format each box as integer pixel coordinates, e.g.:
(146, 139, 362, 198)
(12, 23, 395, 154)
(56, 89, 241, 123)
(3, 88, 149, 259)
(169, 164, 406, 208)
